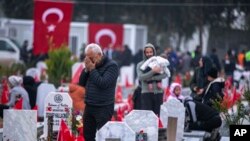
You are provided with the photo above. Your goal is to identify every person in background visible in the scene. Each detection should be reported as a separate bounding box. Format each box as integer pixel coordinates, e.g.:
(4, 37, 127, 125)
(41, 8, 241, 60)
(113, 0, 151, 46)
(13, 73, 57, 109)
(133, 48, 143, 81)
(190, 56, 214, 102)
(78, 43, 119, 141)
(7, 75, 31, 110)
(79, 43, 86, 61)
(245, 49, 250, 71)
(167, 82, 184, 102)
(223, 52, 236, 79)
(202, 67, 225, 108)
(191, 45, 202, 69)
(136, 43, 168, 116)
(20, 40, 32, 64)
(23, 76, 41, 109)
(209, 48, 221, 73)
(184, 97, 222, 135)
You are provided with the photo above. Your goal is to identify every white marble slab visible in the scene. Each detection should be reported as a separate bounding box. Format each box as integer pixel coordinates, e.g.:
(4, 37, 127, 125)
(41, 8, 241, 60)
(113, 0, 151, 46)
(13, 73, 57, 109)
(3, 110, 37, 141)
(183, 137, 202, 141)
(160, 98, 185, 141)
(124, 110, 158, 141)
(36, 83, 56, 117)
(96, 121, 135, 141)
(220, 137, 229, 141)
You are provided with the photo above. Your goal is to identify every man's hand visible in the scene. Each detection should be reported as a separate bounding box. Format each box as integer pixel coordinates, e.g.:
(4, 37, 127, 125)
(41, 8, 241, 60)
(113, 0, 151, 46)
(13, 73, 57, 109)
(84, 57, 95, 72)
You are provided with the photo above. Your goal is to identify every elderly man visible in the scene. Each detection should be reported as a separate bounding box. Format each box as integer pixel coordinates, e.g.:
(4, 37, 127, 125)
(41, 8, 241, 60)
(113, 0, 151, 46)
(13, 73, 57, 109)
(78, 43, 119, 141)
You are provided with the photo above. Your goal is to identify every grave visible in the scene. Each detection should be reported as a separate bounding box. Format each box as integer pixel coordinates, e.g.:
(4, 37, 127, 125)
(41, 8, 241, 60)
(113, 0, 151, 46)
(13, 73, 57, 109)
(124, 110, 158, 141)
(96, 121, 135, 141)
(3, 110, 37, 141)
(36, 83, 56, 119)
(43, 91, 73, 138)
(160, 98, 185, 141)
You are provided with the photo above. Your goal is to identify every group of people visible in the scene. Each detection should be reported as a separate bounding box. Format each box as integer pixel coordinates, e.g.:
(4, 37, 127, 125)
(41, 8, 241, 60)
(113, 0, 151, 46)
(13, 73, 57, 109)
(0, 42, 226, 140)
(78, 42, 226, 141)
(0, 75, 40, 118)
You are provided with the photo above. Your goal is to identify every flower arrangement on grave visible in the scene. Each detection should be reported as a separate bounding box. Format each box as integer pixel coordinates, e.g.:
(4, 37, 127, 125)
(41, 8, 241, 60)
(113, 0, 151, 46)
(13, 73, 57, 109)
(212, 78, 248, 127)
(71, 110, 84, 137)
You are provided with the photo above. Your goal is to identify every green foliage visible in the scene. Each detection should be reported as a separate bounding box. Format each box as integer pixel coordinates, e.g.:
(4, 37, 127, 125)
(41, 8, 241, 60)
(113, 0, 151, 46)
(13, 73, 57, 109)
(45, 45, 75, 87)
(243, 80, 250, 102)
(0, 63, 26, 80)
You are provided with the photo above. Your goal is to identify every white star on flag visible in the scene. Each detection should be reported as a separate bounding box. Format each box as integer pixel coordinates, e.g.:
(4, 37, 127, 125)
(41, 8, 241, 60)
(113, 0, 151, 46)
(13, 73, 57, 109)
(47, 24, 56, 32)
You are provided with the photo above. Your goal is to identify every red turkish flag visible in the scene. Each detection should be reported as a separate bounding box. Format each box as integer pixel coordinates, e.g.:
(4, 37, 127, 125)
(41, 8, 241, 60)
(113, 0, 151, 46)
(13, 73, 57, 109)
(1, 78, 9, 104)
(57, 120, 74, 141)
(33, 0, 73, 55)
(88, 23, 123, 48)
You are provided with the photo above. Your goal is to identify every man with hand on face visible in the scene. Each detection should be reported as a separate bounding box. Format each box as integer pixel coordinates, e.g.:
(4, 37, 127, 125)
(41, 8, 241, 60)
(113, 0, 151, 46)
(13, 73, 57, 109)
(78, 43, 119, 141)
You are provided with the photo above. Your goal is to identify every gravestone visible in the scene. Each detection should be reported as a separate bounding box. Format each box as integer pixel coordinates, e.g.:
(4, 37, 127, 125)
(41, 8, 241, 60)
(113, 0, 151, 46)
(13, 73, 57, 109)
(96, 121, 135, 141)
(3, 110, 37, 141)
(220, 136, 229, 141)
(160, 98, 185, 141)
(124, 110, 158, 141)
(36, 83, 56, 118)
(43, 92, 73, 137)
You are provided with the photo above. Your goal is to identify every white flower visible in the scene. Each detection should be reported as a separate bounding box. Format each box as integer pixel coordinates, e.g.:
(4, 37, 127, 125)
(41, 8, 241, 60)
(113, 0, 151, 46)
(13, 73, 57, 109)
(76, 115, 82, 121)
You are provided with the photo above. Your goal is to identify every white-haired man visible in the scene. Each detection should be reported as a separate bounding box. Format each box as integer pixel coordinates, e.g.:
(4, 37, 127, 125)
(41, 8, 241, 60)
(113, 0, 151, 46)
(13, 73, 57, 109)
(78, 43, 119, 141)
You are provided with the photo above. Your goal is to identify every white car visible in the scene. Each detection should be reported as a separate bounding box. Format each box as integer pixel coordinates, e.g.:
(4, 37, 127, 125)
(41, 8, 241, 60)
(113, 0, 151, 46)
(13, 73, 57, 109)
(0, 37, 22, 66)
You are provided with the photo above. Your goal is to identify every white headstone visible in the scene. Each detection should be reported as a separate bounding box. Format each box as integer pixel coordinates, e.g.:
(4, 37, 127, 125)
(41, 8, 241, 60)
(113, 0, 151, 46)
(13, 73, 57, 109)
(96, 121, 135, 141)
(43, 92, 73, 137)
(160, 99, 185, 141)
(124, 110, 158, 141)
(36, 83, 56, 117)
(3, 110, 37, 141)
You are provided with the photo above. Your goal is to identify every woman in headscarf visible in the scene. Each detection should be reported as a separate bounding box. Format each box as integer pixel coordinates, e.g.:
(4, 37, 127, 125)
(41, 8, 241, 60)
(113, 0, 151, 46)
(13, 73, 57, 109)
(7, 75, 31, 109)
(23, 76, 41, 109)
(189, 56, 214, 102)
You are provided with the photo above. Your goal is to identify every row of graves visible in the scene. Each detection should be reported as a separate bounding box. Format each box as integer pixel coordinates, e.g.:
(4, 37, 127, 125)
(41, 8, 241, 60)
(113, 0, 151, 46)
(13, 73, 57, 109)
(0, 61, 234, 141)
(0, 86, 229, 141)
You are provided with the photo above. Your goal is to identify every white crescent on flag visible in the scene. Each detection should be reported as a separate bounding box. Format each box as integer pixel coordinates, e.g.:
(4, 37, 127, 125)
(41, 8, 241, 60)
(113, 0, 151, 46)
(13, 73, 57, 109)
(95, 28, 116, 45)
(42, 8, 64, 24)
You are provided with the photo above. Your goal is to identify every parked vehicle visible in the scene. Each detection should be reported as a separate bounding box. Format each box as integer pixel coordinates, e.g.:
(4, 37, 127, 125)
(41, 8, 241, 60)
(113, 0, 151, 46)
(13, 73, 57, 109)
(0, 37, 22, 66)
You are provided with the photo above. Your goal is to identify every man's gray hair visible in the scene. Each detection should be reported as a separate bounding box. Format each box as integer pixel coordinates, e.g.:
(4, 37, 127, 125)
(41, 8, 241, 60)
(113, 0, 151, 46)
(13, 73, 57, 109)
(85, 43, 103, 55)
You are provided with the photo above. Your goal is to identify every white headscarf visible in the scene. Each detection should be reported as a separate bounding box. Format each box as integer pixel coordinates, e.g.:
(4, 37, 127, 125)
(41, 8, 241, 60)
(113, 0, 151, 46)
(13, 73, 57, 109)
(8, 75, 23, 87)
(169, 82, 184, 100)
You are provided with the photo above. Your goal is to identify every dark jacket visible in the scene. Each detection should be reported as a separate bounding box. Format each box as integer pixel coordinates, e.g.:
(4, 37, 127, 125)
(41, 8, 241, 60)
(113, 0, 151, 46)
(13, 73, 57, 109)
(23, 76, 41, 109)
(202, 77, 225, 107)
(78, 56, 119, 106)
(185, 98, 219, 123)
(190, 56, 213, 100)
